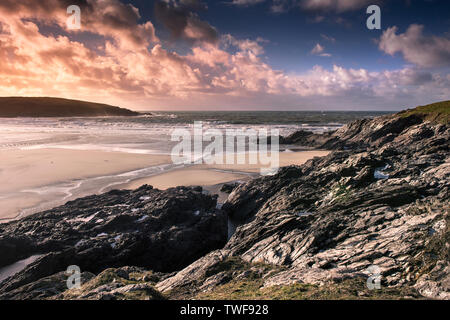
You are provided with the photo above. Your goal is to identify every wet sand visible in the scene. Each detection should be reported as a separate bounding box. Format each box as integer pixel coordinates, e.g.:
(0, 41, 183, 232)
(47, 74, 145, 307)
(194, 150, 330, 173)
(0, 148, 171, 220)
(122, 150, 329, 190)
(0, 149, 329, 221)
(123, 168, 252, 190)
(0, 148, 170, 193)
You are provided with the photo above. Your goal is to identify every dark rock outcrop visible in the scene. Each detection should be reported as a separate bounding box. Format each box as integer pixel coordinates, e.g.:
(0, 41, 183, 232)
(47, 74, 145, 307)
(1, 103, 449, 300)
(220, 182, 241, 194)
(158, 113, 449, 300)
(0, 185, 227, 295)
(280, 114, 425, 150)
(0, 271, 95, 300)
(53, 266, 167, 300)
(280, 101, 449, 150)
(0, 266, 169, 300)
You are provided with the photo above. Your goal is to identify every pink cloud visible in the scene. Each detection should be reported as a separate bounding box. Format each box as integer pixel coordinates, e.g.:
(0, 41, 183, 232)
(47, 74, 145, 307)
(0, 0, 159, 50)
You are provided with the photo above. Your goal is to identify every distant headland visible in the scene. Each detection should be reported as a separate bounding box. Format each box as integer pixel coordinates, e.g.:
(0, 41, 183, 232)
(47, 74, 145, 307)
(0, 97, 139, 117)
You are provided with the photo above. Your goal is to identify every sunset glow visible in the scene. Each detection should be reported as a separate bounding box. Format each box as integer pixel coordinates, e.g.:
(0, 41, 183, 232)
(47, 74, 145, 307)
(0, 0, 449, 110)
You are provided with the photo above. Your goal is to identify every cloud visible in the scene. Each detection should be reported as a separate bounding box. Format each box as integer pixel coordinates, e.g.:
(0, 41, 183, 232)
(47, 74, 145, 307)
(379, 24, 450, 68)
(300, 0, 376, 12)
(0, 0, 159, 50)
(223, 35, 266, 56)
(0, 0, 448, 110)
(231, 0, 265, 5)
(230, 0, 377, 13)
(321, 34, 336, 43)
(230, 0, 293, 13)
(311, 43, 324, 54)
(311, 43, 331, 57)
(154, 0, 218, 44)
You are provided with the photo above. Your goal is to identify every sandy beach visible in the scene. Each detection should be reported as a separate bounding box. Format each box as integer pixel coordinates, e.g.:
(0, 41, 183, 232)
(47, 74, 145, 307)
(122, 150, 330, 190)
(0, 148, 171, 193)
(123, 168, 251, 191)
(193, 150, 330, 173)
(0, 148, 329, 221)
(0, 148, 171, 220)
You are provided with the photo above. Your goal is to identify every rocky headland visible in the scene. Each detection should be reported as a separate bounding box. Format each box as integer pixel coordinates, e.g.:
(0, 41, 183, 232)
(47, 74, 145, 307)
(0, 101, 448, 300)
(0, 97, 139, 117)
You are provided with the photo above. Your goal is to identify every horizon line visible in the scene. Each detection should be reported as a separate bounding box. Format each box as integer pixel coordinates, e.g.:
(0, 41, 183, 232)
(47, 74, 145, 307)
(0, 96, 406, 112)
(137, 109, 397, 112)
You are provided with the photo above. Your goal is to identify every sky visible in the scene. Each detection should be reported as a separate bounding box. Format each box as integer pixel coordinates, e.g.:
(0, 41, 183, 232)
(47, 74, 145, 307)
(0, 0, 449, 111)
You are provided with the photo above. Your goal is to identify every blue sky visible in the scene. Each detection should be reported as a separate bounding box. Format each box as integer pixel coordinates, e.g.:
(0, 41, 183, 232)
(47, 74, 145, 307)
(137, 0, 450, 72)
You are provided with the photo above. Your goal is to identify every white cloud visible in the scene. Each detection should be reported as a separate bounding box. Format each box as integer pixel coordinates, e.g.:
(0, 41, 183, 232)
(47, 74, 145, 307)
(311, 43, 332, 57)
(379, 24, 450, 68)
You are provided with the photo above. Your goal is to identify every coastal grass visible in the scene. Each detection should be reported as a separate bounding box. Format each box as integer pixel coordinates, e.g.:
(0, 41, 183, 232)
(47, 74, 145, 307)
(398, 101, 450, 124)
(59, 268, 166, 300)
(190, 257, 421, 300)
(204, 256, 280, 279)
(196, 277, 422, 300)
(164, 257, 286, 300)
(334, 183, 353, 203)
(55, 254, 426, 300)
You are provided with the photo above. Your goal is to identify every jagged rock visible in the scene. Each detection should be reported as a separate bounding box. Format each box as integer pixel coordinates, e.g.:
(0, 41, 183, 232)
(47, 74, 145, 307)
(0, 271, 95, 300)
(262, 267, 366, 288)
(0, 185, 227, 297)
(55, 267, 166, 300)
(279, 129, 336, 147)
(156, 252, 284, 299)
(159, 113, 449, 299)
(156, 250, 231, 294)
(220, 182, 240, 194)
(220, 119, 449, 298)
(414, 261, 450, 300)
(280, 113, 426, 150)
(1, 105, 449, 300)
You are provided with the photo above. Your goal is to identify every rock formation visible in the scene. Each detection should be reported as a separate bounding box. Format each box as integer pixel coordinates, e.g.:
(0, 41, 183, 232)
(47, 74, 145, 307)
(0, 186, 227, 298)
(0, 102, 448, 300)
(157, 103, 449, 300)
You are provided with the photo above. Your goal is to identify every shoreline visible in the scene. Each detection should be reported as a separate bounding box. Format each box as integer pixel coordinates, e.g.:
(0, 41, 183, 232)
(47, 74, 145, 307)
(0, 148, 171, 221)
(0, 103, 447, 301)
(0, 148, 329, 222)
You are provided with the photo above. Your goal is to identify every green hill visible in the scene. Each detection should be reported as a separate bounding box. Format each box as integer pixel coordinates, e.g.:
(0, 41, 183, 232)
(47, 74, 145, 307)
(398, 100, 450, 124)
(0, 97, 139, 117)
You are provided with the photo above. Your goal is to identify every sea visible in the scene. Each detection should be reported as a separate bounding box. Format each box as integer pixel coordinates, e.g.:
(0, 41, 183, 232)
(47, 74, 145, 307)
(0, 111, 391, 152)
